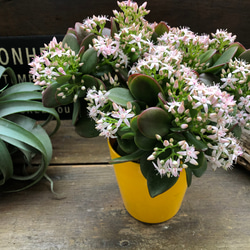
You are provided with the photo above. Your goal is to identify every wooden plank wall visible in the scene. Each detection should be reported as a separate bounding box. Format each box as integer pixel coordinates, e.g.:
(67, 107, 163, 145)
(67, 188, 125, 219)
(1, 0, 250, 48)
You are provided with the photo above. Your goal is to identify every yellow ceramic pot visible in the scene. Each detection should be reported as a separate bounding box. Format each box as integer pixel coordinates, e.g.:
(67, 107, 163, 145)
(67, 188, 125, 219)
(108, 139, 187, 224)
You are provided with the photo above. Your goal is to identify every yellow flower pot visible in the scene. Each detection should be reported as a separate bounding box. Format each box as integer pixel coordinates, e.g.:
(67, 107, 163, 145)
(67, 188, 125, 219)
(108, 139, 187, 224)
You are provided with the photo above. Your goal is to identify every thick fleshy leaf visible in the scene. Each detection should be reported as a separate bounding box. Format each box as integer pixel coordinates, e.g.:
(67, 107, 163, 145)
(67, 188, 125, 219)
(130, 116, 138, 132)
(110, 149, 145, 164)
(80, 33, 96, 52)
(191, 152, 207, 177)
(108, 87, 135, 107)
(155, 21, 169, 35)
(72, 99, 81, 126)
(239, 49, 250, 63)
(128, 74, 162, 106)
(62, 33, 80, 53)
(138, 107, 171, 139)
(146, 163, 179, 198)
(56, 75, 72, 84)
(74, 22, 90, 43)
(199, 73, 220, 86)
(117, 136, 137, 154)
(80, 48, 98, 74)
(199, 49, 217, 64)
(75, 116, 99, 138)
(134, 130, 157, 151)
(229, 42, 246, 58)
(110, 17, 118, 38)
(213, 46, 238, 66)
(185, 168, 193, 187)
(139, 152, 154, 179)
(184, 131, 208, 151)
(82, 74, 99, 89)
(186, 151, 207, 171)
(42, 82, 74, 107)
(202, 46, 238, 73)
(229, 123, 242, 139)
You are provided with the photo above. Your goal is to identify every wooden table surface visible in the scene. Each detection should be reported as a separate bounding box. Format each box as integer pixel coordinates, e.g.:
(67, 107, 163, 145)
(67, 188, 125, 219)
(1, 121, 250, 250)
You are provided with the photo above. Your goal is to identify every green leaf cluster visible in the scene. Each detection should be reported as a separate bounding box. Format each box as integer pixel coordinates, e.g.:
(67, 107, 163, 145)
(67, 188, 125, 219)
(0, 66, 60, 192)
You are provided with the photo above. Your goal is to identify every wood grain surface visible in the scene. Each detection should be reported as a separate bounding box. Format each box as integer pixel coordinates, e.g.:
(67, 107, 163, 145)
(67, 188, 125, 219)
(0, 121, 250, 249)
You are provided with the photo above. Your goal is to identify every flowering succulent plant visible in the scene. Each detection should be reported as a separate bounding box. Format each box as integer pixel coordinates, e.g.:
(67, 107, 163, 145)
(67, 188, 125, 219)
(30, 0, 250, 197)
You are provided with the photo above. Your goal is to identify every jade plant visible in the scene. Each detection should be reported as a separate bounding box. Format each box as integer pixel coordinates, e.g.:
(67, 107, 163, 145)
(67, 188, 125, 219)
(0, 65, 60, 192)
(29, 0, 250, 197)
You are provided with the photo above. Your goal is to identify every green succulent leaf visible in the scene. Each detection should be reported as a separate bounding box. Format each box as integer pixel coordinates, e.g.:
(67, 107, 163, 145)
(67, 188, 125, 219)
(128, 74, 163, 106)
(229, 123, 242, 139)
(62, 33, 80, 53)
(80, 33, 96, 52)
(42, 82, 74, 107)
(185, 167, 193, 187)
(80, 48, 98, 74)
(116, 136, 137, 154)
(138, 107, 171, 139)
(239, 49, 250, 63)
(110, 149, 145, 164)
(75, 115, 99, 138)
(134, 130, 157, 151)
(229, 42, 246, 58)
(108, 87, 135, 107)
(82, 74, 99, 89)
(146, 163, 179, 198)
(202, 46, 238, 73)
(184, 131, 208, 151)
(139, 152, 154, 179)
(152, 21, 169, 42)
(199, 73, 220, 86)
(56, 75, 72, 84)
(199, 49, 217, 64)
(110, 17, 118, 38)
(191, 152, 207, 177)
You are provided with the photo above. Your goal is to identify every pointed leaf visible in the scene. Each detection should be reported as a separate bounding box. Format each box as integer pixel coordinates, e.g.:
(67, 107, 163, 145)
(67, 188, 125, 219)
(185, 167, 192, 187)
(0, 66, 17, 85)
(199, 49, 217, 64)
(229, 42, 246, 58)
(0, 82, 41, 97)
(110, 17, 118, 38)
(191, 152, 207, 177)
(110, 149, 145, 164)
(80, 33, 96, 51)
(239, 49, 250, 63)
(146, 164, 179, 198)
(0, 138, 13, 185)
